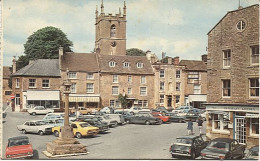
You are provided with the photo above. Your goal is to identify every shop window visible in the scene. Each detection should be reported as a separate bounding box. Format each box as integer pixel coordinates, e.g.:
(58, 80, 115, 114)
(223, 49, 231, 67)
(250, 118, 259, 136)
(213, 114, 220, 130)
(249, 78, 259, 97)
(222, 80, 231, 97)
(212, 112, 230, 131)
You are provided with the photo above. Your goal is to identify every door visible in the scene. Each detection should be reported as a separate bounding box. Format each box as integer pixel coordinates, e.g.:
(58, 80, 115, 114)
(167, 95, 172, 107)
(235, 118, 246, 144)
(15, 94, 20, 112)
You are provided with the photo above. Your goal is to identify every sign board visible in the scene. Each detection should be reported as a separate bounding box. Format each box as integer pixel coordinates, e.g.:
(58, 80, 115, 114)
(10, 94, 15, 99)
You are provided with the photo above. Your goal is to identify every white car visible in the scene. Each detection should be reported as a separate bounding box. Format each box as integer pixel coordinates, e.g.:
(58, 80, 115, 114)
(124, 107, 150, 114)
(100, 107, 113, 114)
(27, 106, 54, 116)
(17, 120, 53, 135)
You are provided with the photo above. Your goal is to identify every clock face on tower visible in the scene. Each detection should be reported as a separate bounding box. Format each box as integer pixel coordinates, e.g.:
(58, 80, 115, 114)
(111, 41, 117, 47)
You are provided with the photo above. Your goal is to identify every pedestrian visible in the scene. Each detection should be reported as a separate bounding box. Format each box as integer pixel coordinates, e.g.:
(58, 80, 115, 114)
(187, 119, 193, 135)
(197, 117, 204, 134)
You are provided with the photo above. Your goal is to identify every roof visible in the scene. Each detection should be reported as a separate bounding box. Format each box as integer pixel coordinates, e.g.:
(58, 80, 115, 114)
(3, 66, 12, 79)
(179, 60, 207, 71)
(8, 136, 29, 141)
(98, 54, 154, 75)
(208, 4, 259, 35)
(61, 53, 99, 72)
(12, 59, 60, 77)
(211, 138, 235, 143)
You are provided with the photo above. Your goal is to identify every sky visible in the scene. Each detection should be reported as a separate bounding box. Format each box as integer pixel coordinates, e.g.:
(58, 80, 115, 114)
(2, 0, 259, 66)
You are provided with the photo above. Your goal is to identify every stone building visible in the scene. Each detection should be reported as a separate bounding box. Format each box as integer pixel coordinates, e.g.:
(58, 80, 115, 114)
(206, 4, 259, 148)
(2, 66, 12, 105)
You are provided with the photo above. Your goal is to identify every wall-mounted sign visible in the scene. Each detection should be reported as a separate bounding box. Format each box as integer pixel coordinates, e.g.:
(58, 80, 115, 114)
(206, 105, 258, 113)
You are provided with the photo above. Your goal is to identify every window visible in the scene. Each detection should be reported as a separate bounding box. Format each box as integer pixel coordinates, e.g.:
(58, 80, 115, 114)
(236, 20, 246, 31)
(212, 113, 230, 131)
(141, 76, 146, 84)
(160, 70, 165, 78)
(138, 100, 148, 107)
(42, 79, 50, 88)
(222, 80, 231, 97)
(128, 76, 132, 83)
(5, 91, 11, 95)
(112, 75, 118, 83)
(71, 83, 76, 93)
(176, 82, 180, 91)
(109, 61, 116, 67)
(250, 118, 259, 135)
(140, 87, 147, 96)
(176, 70, 180, 78)
(112, 86, 119, 95)
(160, 94, 164, 103)
(110, 100, 120, 107)
(251, 45, 259, 64)
(87, 73, 94, 79)
(223, 50, 231, 67)
(68, 72, 77, 79)
(15, 78, 20, 88)
(29, 79, 36, 88)
(110, 24, 116, 37)
(87, 83, 94, 93)
(188, 72, 199, 83)
(123, 62, 130, 68)
(137, 62, 143, 68)
(249, 78, 259, 97)
(143, 100, 148, 107)
(160, 82, 164, 91)
(128, 88, 132, 95)
(175, 95, 180, 103)
(15, 94, 20, 105)
(213, 114, 220, 130)
(194, 84, 201, 94)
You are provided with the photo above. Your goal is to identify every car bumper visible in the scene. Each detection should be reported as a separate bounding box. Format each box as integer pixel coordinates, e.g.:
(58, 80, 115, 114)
(87, 130, 99, 136)
(171, 152, 191, 157)
(6, 154, 33, 159)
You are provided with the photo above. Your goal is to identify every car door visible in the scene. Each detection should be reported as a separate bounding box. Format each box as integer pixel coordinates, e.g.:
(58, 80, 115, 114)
(29, 122, 38, 133)
(71, 123, 78, 135)
(231, 140, 241, 159)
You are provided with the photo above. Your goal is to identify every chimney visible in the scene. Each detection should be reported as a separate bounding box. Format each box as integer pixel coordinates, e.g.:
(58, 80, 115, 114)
(162, 52, 166, 59)
(173, 56, 179, 65)
(201, 54, 207, 64)
(12, 56, 16, 73)
(168, 57, 172, 64)
(59, 47, 64, 70)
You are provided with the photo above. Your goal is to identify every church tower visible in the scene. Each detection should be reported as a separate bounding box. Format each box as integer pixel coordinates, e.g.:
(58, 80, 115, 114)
(95, 1, 127, 55)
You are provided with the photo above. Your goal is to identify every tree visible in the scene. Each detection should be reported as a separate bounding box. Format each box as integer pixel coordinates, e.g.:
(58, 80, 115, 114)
(118, 93, 129, 109)
(17, 26, 73, 70)
(126, 48, 146, 56)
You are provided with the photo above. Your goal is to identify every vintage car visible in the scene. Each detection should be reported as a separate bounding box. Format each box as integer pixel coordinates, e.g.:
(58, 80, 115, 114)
(43, 113, 76, 122)
(100, 107, 115, 114)
(75, 117, 109, 133)
(244, 145, 259, 160)
(165, 112, 186, 123)
(170, 135, 208, 159)
(70, 107, 98, 115)
(107, 114, 125, 125)
(184, 110, 200, 122)
(129, 113, 162, 125)
(27, 106, 54, 115)
(124, 107, 150, 114)
(52, 121, 99, 138)
(172, 106, 193, 114)
(201, 138, 246, 159)
(17, 120, 53, 135)
(43, 119, 64, 127)
(114, 111, 134, 123)
(155, 106, 172, 115)
(151, 112, 170, 123)
(5, 136, 33, 159)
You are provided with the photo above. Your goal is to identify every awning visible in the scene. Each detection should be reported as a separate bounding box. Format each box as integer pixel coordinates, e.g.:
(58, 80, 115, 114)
(188, 94, 207, 102)
(26, 90, 60, 101)
(245, 113, 259, 118)
(69, 94, 100, 103)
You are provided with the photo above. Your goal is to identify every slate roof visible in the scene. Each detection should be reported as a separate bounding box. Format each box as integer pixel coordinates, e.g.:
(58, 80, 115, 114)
(12, 59, 60, 77)
(179, 60, 207, 71)
(97, 54, 154, 75)
(3, 66, 12, 79)
(61, 53, 99, 72)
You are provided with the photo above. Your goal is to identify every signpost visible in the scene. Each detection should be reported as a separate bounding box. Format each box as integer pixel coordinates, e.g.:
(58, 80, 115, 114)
(10, 94, 15, 99)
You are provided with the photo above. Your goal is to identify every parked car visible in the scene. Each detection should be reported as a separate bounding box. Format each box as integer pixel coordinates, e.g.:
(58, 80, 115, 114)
(52, 121, 99, 138)
(114, 111, 134, 123)
(43, 113, 76, 122)
(100, 107, 115, 114)
(43, 119, 64, 127)
(27, 106, 54, 116)
(185, 110, 200, 122)
(201, 138, 246, 159)
(5, 136, 33, 159)
(75, 117, 109, 133)
(17, 120, 53, 136)
(172, 106, 193, 114)
(124, 107, 150, 114)
(107, 114, 125, 125)
(155, 106, 170, 115)
(70, 107, 98, 115)
(80, 115, 118, 127)
(170, 135, 208, 159)
(244, 145, 259, 160)
(129, 113, 162, 125)
(151, 112, 170, 123)
(165, 112, 186, 123)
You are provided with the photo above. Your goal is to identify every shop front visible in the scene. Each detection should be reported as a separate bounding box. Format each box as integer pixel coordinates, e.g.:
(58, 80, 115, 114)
(68, 94, 100, 109)
(206, 104, 259, 148)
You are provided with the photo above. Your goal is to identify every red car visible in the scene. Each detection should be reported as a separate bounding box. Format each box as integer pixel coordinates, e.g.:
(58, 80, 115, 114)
(152, 112, 170, 123)
(6, 136, 33, 159)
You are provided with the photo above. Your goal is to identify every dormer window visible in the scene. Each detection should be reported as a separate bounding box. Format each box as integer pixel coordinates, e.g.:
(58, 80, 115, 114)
(137, 62, 143, 68)
(123, 62, 130, 68)
(110, 24, 116, 37)
(109, 61, 116, 67)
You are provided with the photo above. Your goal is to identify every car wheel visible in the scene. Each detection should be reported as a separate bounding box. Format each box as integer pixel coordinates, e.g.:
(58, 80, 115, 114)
(39, 131, 44, 136)
(130, 112, 134, 115)
(172, 154, 177, 158)
(87, 112, 91, 115)
(191, 151, 196, 159)
(22, 129, 27, 134)
(54, 130, 59, 137)
(145, 120, 150, 125)
(32, 112, 36, 116)
(178, 119, 182, 123)
(126, 120, 130, 124)
(114, 121, 118, 126)
(76, 132, 82, 139)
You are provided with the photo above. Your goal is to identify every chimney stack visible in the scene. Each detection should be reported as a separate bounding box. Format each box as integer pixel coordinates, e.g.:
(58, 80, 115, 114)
(168, 57, 172, 64)
(59, 47, 64, 70)
(12, 56, 16, 73)
(201, 54, 207, 64)
(173, 56, 179, 65)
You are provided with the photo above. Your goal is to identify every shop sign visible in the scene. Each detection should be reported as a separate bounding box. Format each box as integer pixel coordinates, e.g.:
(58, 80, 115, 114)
(206, 106, 258, 113)
(245, 113, 259, 118)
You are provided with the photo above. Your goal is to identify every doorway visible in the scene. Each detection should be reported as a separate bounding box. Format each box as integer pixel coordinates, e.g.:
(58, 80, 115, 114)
(167, 95, 172, 107)
(235, 118, 246, 144)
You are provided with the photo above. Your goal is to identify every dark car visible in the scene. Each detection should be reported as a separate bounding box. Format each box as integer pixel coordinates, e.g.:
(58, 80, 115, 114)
(169, 135, 208, 159)
(244, 145, 259, 160)
(155, 106, 170, 115)
(201, 138, 246, 160)
(74, 117, 109, 133)
(165, 112, 186, 123)
(184, 110, 200, 122)
(114, 111, 134, 123)
(129, 113, 162, 125)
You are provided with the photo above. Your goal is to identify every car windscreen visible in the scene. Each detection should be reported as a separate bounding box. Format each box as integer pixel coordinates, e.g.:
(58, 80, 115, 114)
(176, 138, 192, 145)
(79, 123, 91, 127)
(35, 121, 47, 126)
(8, 139, 30, 147)
(208, 141, 229, 151)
